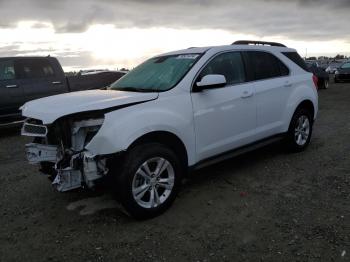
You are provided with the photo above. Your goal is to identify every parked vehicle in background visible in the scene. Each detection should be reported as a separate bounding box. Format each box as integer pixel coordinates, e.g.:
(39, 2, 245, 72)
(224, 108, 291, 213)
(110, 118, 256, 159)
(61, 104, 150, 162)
(305, 61, 330, 89)
(79, 69, 109, 75)
(326, 62, 342, 74)
(21, 40, 318, 219)
(317, 61, 329, 70)
(305, 60, 318, 66)
(0, 57, 125, 124)
(67, 71, 126, 92)
(334, 61, 350, 83)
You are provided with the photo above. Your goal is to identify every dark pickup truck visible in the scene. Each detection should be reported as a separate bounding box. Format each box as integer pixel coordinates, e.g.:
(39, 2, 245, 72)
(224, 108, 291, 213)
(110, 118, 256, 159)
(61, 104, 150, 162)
(0, 56, 125, 124)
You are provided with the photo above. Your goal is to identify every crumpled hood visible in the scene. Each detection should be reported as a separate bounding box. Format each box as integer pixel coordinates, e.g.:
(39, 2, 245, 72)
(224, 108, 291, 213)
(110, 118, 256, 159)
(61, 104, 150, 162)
(21, 90, 158, 124)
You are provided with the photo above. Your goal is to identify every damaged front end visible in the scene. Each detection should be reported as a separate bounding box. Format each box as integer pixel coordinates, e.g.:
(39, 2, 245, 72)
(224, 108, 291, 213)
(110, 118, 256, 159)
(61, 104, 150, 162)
(22, 116, 109, 192)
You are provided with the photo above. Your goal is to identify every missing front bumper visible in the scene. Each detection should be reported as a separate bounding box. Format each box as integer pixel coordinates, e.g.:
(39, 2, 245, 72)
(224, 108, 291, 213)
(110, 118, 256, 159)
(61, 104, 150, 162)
(52, 168, 82, 192)
(25, 143, 108, 192)
(25, 143, 58, 164)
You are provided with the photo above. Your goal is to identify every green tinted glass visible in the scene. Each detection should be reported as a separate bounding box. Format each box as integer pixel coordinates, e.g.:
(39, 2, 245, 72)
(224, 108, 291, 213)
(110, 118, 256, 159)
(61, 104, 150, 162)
(111, 54, 200, 92)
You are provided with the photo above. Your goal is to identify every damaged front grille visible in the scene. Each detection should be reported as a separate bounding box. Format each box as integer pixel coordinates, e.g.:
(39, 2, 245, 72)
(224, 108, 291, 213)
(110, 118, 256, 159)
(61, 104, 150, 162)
(22, 124, 47, 137)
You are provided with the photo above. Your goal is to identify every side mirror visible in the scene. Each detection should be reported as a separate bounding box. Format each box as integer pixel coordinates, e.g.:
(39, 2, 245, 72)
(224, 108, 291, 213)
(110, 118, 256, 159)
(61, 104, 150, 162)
(194, 74, 227, 91)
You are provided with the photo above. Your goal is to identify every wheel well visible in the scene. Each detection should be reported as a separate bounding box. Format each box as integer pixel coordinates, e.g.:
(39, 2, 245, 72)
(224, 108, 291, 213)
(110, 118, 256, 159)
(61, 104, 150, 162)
(128, 131, 189, 167)
(296, 100, 315, 121)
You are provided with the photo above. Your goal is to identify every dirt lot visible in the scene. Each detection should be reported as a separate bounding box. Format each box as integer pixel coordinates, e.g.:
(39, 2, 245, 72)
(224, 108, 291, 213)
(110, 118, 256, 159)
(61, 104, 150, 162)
(1, 81, 349, 262)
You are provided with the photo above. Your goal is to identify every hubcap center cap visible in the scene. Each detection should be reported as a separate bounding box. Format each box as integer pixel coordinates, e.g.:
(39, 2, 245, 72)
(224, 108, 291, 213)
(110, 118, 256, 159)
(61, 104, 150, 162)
(150, 177, 157, 186)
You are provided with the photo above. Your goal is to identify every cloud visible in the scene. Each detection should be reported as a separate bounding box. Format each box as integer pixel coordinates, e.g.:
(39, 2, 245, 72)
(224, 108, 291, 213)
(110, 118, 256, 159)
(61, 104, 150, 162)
(0, 0, 348, 41)
(0, 0, 349, 70)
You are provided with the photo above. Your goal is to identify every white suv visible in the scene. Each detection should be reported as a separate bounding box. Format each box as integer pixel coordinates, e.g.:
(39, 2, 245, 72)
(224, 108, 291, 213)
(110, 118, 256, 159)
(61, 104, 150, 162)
(21, 40, 318, 219)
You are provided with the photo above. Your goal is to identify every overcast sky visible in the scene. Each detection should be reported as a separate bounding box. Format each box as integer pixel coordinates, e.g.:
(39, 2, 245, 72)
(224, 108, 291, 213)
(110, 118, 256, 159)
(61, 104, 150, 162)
(0, 0, 349, 71)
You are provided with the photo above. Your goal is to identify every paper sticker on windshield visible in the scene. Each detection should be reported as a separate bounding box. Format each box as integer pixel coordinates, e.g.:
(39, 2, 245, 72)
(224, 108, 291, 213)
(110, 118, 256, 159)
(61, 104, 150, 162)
(176, 54, 199, 59)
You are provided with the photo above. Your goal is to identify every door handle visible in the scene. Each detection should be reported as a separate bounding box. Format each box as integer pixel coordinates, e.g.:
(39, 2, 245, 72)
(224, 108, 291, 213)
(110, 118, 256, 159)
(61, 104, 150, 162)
(6, 85, 18, 88)
(241, 90, 253, 98)
(52, 81, 62, 85)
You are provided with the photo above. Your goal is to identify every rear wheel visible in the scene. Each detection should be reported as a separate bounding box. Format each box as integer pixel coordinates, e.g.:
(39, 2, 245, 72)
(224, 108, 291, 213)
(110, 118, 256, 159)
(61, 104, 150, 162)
(323, 79, 329, 89)
(285, 108, 313, 152)
(114, 143, 183, 219)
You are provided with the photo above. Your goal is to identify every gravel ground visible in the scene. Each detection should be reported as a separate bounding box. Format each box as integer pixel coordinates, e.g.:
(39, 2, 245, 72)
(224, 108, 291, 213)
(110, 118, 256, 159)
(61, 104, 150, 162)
(1, 81, 349, 262)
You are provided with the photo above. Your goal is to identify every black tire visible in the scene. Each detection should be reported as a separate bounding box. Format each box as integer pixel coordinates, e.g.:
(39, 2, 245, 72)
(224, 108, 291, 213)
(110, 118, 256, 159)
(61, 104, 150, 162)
(323, 79, 329, 89)
(285, 108, 313, 152)
(114, 143, 183, 220)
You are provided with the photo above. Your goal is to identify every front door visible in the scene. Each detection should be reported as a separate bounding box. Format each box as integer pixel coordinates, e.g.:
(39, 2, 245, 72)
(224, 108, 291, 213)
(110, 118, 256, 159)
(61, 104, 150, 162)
(191, 51, 256, 162)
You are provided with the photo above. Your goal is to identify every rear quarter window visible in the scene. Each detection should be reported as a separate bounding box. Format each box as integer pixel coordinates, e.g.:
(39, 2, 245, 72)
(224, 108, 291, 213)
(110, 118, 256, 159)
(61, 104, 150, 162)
(282, 52, 309, 72)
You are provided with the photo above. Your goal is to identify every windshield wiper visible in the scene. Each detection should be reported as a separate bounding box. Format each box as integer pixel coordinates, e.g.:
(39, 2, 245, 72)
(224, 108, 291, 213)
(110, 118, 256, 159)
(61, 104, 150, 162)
(110, 87, 157, 93)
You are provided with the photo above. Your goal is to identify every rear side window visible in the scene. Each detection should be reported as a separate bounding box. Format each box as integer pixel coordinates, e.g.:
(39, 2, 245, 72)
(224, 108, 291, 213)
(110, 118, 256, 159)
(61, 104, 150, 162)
(199, 52, 246, 85)
(282, 52, 309, 72)
(243, 51, 289, 81)
(0, 60, 15, 80)
(15, 59, 55, 79)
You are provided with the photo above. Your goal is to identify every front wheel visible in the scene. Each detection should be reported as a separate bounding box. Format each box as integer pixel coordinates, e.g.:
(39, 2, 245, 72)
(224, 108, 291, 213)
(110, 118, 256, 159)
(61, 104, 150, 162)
(285, 108, 313, 152)
(114, 143, 183, 219)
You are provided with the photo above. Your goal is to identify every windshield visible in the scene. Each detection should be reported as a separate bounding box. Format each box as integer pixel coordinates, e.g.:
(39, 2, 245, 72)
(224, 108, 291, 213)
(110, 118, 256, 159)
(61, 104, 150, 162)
(341, 62, 350, 69)
(110, 54, 201, 92)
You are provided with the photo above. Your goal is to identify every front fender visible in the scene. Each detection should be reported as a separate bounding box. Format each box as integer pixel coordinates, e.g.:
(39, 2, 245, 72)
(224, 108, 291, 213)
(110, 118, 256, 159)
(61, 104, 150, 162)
(85, 96, 196, 165)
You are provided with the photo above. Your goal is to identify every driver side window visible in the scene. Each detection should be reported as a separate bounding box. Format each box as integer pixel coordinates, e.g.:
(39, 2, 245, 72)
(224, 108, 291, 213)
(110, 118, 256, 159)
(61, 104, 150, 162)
(0, 60, 15, 81)
(199, 52, 246, 86)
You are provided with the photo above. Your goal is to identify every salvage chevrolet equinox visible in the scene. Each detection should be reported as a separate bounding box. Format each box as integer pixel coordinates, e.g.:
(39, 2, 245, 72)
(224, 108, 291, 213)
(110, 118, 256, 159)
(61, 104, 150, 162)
(21, 41, 318, 219)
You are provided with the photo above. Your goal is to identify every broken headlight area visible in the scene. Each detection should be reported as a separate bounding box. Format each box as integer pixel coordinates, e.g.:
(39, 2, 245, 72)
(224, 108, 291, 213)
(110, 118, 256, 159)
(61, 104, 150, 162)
(22, 117, 109, 192)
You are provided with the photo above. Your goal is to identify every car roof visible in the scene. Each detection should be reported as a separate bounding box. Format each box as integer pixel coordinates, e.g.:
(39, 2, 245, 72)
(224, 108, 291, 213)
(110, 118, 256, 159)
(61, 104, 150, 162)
(0, 56, 56, 60)
(160, 44, 296, 57)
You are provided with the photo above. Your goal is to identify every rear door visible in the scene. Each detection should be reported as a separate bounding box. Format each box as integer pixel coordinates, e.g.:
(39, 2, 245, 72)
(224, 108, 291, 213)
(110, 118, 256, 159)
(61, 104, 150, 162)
(243, 51, 291, 140)
(15, 58, 66, 103)
(0, 59, 23, 117)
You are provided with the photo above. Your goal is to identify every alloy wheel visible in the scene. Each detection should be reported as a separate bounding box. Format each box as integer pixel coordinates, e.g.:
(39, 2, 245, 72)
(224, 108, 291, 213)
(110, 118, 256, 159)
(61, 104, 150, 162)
(132, 157, 175, 209)
(294, 115, 310, 146)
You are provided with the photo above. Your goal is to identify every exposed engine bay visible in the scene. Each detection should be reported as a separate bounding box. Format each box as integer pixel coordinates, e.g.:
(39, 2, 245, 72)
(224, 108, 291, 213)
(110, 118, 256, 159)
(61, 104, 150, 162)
(22, 116, 109, 192)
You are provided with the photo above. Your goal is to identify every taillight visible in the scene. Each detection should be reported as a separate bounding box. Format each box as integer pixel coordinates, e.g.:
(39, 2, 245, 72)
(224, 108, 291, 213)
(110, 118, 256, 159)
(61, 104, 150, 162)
(312, 75, 318, 90)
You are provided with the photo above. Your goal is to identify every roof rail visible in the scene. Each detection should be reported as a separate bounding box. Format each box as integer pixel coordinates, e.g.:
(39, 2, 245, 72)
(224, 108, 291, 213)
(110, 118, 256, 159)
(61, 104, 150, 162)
(232, 40, 286, 47)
